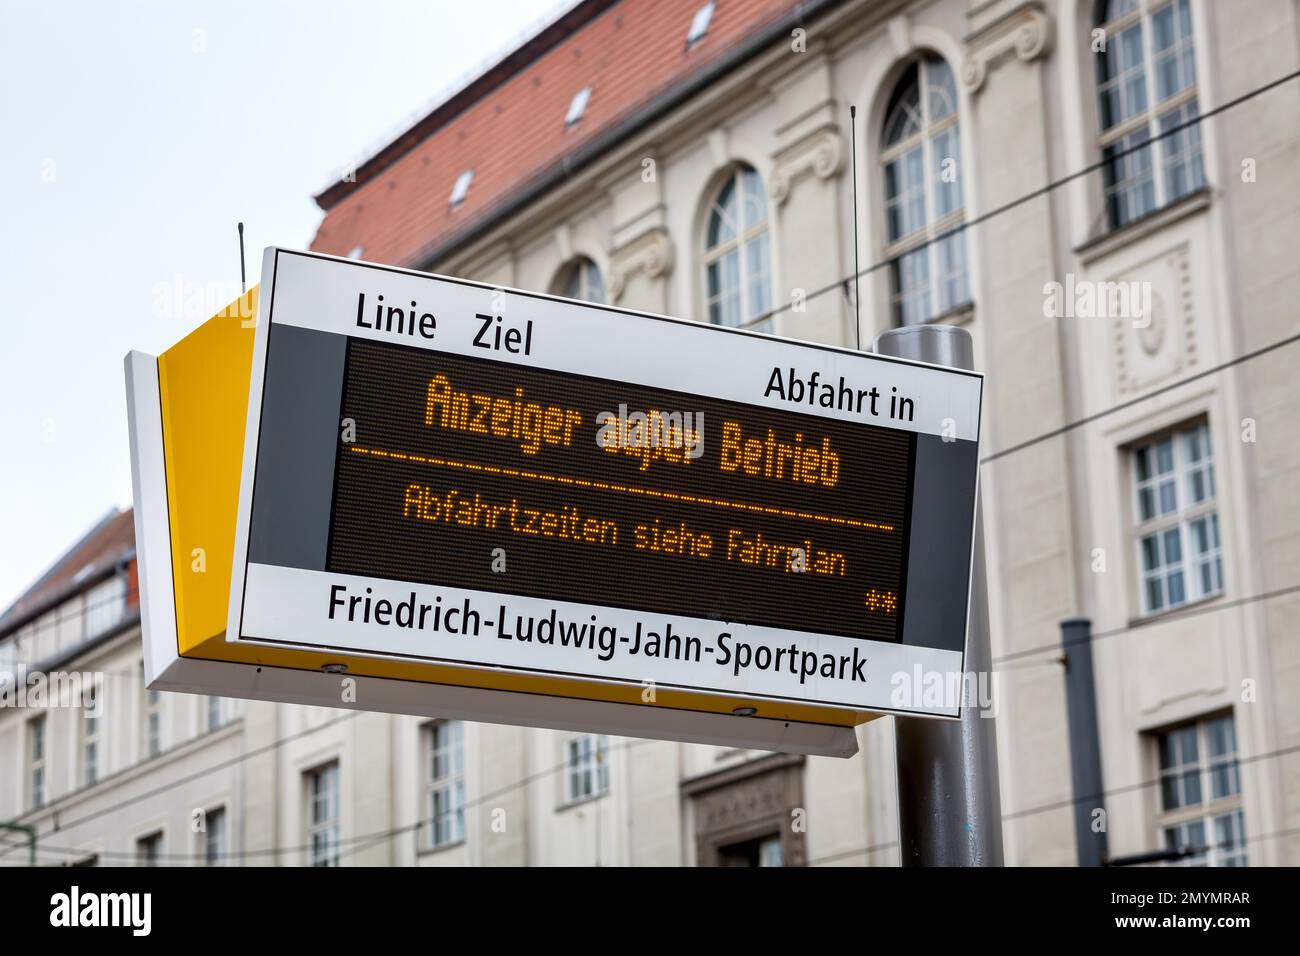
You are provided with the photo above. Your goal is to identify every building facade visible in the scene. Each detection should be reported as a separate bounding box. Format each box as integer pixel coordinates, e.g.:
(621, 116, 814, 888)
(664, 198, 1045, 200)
(3, 0, 1299, 866)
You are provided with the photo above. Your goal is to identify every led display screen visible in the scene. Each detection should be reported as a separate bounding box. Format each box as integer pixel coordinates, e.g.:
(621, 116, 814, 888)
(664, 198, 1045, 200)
(327, 339, 916, 644)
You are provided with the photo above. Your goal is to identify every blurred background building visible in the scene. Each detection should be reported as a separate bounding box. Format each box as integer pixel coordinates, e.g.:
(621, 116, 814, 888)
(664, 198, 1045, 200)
(2, 0, 1298, 866)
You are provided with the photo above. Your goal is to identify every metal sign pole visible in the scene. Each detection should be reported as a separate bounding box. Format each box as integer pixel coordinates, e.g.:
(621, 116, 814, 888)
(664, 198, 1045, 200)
(875, 324, 1004, 866)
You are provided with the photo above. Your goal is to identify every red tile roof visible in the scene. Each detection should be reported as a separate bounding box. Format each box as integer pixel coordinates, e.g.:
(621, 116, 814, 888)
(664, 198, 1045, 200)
(310, 0, 815, 268)
(0, 508, 137, 629)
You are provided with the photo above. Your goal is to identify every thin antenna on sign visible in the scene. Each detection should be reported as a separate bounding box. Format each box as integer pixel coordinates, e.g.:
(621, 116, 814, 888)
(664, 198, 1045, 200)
(849, 105, 862, 352)
(238, 222, 247, 295)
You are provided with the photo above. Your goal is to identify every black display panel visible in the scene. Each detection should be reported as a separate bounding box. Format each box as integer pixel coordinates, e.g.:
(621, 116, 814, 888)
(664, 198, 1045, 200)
(326, 339, 916, 643)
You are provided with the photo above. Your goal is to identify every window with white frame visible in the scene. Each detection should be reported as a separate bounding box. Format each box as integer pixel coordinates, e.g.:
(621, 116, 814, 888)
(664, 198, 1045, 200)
(1133, 421, 1222, 614)
(83, 683, 100, 786)
(0, 638, 15, 695)
(1154, 714, 1247, 866)
(704, 166, 772, 332)
(144, 686, 164, 758)
(564, 733, 609, 803)
(206, 695, 226, 732)
(84, 575, 126, 639)
(880, 55, 970, 327)
(28, 715, 47, 810)
(1094, 0, 1205, 230)
(425, 720, 466, 849)
(202, 806, 227, 866)
(557, 257, 607, 305)
(136, 831, 163, 867)
(306, 762, 340, 867)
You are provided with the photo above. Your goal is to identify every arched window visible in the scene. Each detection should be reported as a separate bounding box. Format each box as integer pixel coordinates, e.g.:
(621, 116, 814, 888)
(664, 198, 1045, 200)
(881, 56, 969, 327)
(555, 257, 606, 305)
(1095, 0, 1203, 229)
(704, 165, 771, 330)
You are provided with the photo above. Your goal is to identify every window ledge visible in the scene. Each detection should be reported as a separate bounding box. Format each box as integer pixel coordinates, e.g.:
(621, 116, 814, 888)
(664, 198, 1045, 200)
(557, 790, 609, 812)
(1127, 589, 1224, 630)
(1076, 188, 1212, 265)
(417, 836, 466, 857)
(933, 301, 975, 327)
(892, 301, 975, 333)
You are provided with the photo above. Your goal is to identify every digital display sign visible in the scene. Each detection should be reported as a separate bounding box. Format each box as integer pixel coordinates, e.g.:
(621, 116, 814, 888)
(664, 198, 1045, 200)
(226, 249, 983, 719)
(328, 341, 915, 644)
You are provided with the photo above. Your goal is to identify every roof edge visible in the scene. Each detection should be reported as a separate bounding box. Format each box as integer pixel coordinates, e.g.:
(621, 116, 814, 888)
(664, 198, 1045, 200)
(0, 508, 124, 621)
(408, 0, 845, 271)
(314, 0, 623, 211)
(0, 558, 133, 641)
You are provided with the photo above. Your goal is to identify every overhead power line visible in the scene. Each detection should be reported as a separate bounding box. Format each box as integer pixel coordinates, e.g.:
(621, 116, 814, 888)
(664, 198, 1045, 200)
(743, 67, 1300, 331)
(981, 330, 1300, 466)
(993, 582, 1300, 666)
(4, 65, 1299, 871)
(2, 736, 653, 865)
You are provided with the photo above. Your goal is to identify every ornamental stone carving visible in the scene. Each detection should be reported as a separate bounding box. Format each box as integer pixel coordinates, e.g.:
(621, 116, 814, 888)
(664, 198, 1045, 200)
(960, 3, 1052, 94)
(769, 127, 844, 206)
(608, 226, 674, 302)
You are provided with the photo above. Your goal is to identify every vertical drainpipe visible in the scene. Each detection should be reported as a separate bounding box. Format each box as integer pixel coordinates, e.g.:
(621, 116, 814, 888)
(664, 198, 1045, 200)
(1060, 617, 1107, 866)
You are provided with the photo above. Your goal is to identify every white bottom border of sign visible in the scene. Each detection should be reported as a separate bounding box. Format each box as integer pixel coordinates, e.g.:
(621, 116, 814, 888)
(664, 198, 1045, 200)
(124, 348, 862, 758)
(237, 562, 963, 718)
(147, 654, 862, 758)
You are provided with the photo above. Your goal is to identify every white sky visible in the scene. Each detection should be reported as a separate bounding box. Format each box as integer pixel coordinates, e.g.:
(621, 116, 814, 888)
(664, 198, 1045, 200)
(0, 0, 574, 610)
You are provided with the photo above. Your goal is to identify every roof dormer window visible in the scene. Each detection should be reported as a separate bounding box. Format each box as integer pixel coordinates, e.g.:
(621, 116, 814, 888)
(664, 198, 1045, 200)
(450, 169, 474, 209)
(565, 86, 592, 128)
(687, 3, 714, 48)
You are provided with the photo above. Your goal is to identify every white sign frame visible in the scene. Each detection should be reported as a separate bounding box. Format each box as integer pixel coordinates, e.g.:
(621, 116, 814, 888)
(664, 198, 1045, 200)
(227, 248, 983, 719)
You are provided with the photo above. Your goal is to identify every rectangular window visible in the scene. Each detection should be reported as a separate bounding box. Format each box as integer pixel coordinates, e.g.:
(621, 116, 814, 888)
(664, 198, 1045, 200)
(206, 695, 226, 732)
(1133, 422, 1222, 615)
(1103, 126, 1155, 228)
(1097, 0, 1204, 231)
(884, 146, 927, 243)
(144, 687, 164, 758)
(0, 638, 15, 696)
(84, 575, 126, 639)
(882, 93, 969, 328)
(759, 835, 785, 867)
(934, 230, 970, 315)
(203, 807, 227, 866)
(306, 762, 340, 867)
(136, 831, 163, 867)
(1151, 0, 1196, 102)
(706, 250, 741, 328)
(890, 247, 932, 328)
(1158, 98, 1205, 202)
(83, 685, 100, 786)
(28, 715, 47, 810)
(564, 734, 610, 803)
(1154, 714, 1247, 866)
(426, 721, 466, 849)
(1097, 20, 1147, 130)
